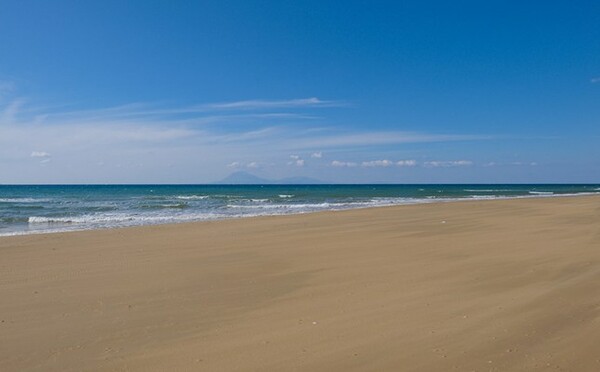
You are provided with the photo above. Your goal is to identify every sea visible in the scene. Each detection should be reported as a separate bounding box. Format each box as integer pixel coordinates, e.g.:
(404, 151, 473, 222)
(1, 184, 599, 236)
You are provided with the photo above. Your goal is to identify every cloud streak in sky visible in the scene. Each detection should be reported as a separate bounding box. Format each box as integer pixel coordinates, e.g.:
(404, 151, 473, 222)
(361, 160, 394, 167)
(424, 160, 473, 167)
(0, 92, 489, 183)
(331, 160, 358, 167)
(290, 132, 488, 149)
(200, 97, 344, 110)
(30, 151, 51, 158)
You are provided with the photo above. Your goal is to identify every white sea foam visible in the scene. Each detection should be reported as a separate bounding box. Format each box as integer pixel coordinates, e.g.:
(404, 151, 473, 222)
(463, 189, 514, 192)
(29, 215, 133, 224)
(278, 194, 294, 198)
(175, 195, 209, 200)
(227, 203, 332, 210)
(28, 212, 229, 225)
(160, 203, 188, 208)
(227, 198, 424, 211)
(466, 195, 504, 199)
(5, 189, 598, 237)
(0, 198, 50, 203)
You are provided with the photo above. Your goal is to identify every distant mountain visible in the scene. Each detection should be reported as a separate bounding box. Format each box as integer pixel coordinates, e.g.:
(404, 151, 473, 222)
(216, 171, 323, 185)
(217, 171, 271, 184)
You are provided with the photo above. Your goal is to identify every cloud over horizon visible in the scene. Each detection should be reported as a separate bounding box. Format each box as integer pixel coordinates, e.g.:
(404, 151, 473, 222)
(30, 151, 51, 158)
(0, 89, 498, 183)
(424, 160, 473, 167)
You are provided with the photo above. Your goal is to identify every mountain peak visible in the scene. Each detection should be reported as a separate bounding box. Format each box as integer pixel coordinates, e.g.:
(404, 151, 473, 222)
(216, 171, 270, 184)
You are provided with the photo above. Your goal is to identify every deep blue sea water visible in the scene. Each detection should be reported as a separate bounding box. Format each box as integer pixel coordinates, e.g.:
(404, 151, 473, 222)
(1, 184, 599, 236)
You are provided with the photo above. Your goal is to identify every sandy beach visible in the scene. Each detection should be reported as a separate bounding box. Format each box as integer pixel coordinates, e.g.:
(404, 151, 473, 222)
(1, 195, 600, 371)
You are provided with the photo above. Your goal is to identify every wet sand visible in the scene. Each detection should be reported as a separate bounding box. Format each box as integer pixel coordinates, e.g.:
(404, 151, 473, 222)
(1, 195, 600, 371)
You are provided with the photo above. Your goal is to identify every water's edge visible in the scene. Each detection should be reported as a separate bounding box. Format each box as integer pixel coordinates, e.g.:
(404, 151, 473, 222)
(1, 184, 598, 237)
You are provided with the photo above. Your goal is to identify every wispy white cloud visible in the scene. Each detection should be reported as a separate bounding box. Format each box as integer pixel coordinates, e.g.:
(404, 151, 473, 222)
(591, 77, 600, 83)
(361, 159, 394, 167)
(32, 109, 313, 127)
(333, 159, 418, 168)
(227, 161, 262, 169)
(212, 127, 282, 143)
(288, 155, 304, 167)
(510, 161, 538, 166)
(201, 97, 342, 110)
(1, 96, 485, 151)
(0, 90, 490, 183)
(8, 96, 324, 129)
(0, 99, 25, 124)
(331, 160, 358, 167)
(30, 150, 52, 165)
(291, 132, 487, 149)
(3, 122, 196, 145)
(484, 161, 537, 167)
(424, 160, 473, 167)
(30, 151, 51, 158)
(397, 160, 417, 167)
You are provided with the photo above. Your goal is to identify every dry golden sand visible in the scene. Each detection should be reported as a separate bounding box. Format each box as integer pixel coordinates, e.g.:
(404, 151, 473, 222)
(1, 196, 600, 371)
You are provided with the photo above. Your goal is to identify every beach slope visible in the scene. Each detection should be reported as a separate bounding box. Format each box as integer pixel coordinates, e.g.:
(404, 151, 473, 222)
(1, 196, 600, 371)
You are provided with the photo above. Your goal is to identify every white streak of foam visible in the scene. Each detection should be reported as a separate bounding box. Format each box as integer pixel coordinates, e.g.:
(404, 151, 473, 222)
(0, 198, 50, 203)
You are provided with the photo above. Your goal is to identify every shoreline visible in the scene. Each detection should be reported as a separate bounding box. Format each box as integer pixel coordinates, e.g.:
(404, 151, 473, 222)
(2, 195, 600, 371)
(1, 191, 598, 239)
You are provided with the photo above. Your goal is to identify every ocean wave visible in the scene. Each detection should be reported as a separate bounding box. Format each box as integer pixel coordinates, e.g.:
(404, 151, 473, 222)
(227, 203, 332, 210)
(370, 197, 421, 204)
(0, 216, 30, 223)
(227, 198, 422, 211)
(160, 204, 188, 209)
(140, 203, 189, 209)
(28, 215, 131, 224)
(28, 212, 228, 225)
(175, 195, 209, 200)
(3, 211, 273, 236)
(1, 204, 45, 210)
(5, 188, 598, 237)
(466, 195, 505, 199)
(463, 189, 514, 192)
(0, 198, 51, 203)
(278, 194, 294, 198)
(81, 205, 119, 212)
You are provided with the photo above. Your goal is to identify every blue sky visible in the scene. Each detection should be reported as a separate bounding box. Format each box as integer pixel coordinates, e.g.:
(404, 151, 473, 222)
(1, 1, 599, 183)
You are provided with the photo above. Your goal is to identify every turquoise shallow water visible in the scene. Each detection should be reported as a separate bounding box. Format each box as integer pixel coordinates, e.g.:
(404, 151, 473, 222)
(1, 184, 598, 236)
